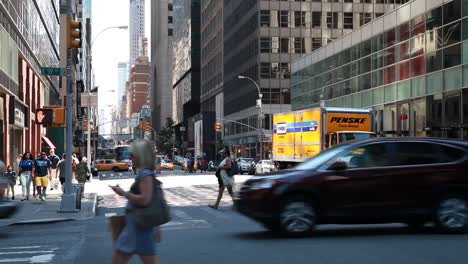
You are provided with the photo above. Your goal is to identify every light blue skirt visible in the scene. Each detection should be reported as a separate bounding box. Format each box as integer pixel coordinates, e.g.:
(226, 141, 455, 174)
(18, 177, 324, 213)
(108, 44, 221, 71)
(115, 215, 158, 256)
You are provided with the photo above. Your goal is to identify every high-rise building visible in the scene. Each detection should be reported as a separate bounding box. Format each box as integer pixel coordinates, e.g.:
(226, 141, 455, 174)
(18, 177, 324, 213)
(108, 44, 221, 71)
(130, 0, 146, 66)
(150, 0, 173, 131)
(172, 0, 201, 147)
(200, 0, 224, 160)
(127, 56, 150, 118)
(292, 0, 468, 140)
(222, 0, 402, 159)
(117, 62, 129, 104)
(0, 0, 61, 164)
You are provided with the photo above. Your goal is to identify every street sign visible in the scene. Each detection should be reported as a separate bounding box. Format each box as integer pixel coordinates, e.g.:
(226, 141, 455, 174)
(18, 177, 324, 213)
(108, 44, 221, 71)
(41, 67, 64, 76)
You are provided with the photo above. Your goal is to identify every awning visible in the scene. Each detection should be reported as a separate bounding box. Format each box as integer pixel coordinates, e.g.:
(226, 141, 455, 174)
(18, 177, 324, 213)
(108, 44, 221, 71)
(42, 136, 56, 149)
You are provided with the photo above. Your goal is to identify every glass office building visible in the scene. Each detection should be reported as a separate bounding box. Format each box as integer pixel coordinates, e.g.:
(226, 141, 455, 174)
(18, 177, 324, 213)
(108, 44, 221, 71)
(292, 0, 468, 139)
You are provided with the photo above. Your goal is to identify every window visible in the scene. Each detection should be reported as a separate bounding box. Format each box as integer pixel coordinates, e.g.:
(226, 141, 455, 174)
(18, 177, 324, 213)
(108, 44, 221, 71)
(260, 10, 270, 27)
(344, 13, 353, 29)
(398, 22, 410, 42)
(360, 13, 372, 27)
(426, 6, 442, 31)
(280, 63, 291, 79)
(312, 38, 322, 50)
(280, 38, 290, 53)
(271, 10, 279, 27)
(327, 12, 338, 29)
(168, 28, 173, 36)
(375, 13, 384, 18)
(271, 62, 280, 78)
(443, 0, 461, 25)
(384, 29, 396, 48)
(280, 11, 290, 28)
(444, 22, 461, 47)
(336, 143, 395, 168)
(168, 16, 173, 23)
(312, 12, 321, 28)
(293, 38, 307, 53)
(394, 142, 465, 165)
(426, 50, 443, 73)
(261, 63, 271, 78)
(444, 43, 461, 68)
(260, 37, 271, 53)
(168, 3, 173, 11)
(294, 11, 308, 28)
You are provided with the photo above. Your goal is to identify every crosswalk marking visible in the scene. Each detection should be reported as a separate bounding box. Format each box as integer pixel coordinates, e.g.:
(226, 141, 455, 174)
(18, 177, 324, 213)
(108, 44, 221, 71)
(0, 245, 58, 263)
(0, 254, 54, 263)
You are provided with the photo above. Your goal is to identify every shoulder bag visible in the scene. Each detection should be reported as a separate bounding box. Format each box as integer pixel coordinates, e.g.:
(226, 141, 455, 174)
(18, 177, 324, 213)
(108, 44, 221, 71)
(129, 176, 171, 229)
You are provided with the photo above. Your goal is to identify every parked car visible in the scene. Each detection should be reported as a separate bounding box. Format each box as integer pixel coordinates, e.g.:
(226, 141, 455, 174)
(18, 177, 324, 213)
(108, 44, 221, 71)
(255, 160, 275, 174)
(235, 137, 468, 236)
(238, 158, 255, 174)
(95, 159, 129, 172)
(160, 159, 174, 171)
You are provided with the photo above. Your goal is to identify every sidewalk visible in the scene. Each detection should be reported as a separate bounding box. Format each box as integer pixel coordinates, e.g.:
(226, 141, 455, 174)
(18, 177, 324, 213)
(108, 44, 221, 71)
(0, 183, 97, 227)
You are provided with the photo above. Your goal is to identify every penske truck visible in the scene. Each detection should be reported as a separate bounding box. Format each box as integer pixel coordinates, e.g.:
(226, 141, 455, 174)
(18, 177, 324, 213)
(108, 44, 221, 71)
(272, 107, 375, 168)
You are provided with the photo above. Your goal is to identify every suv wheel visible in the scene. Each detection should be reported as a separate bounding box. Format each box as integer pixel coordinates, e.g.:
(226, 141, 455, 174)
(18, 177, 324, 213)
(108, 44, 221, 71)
(435, 195, 468, 233)
(279, 198, 316, 236)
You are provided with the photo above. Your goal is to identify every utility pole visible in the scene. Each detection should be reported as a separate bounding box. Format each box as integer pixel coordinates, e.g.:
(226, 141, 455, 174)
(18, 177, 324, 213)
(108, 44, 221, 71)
(60, 0, 80, 212)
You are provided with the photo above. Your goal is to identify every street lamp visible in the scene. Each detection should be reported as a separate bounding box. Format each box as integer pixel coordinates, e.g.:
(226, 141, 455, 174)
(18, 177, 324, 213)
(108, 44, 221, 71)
(238, 75, 263, 160)
(87, 26, 127, 180)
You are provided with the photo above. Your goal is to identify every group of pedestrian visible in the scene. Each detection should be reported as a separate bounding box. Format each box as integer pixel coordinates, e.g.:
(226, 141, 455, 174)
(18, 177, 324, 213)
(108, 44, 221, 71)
(1, 149, 90, 202)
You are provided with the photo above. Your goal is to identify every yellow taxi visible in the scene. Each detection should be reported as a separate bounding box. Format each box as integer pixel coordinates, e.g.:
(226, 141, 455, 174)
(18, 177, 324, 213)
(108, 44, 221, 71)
(95, 159, 129, 172)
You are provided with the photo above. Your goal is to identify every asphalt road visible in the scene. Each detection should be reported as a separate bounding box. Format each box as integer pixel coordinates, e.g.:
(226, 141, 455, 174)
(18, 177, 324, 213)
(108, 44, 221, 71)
(1, 179, 468, 264)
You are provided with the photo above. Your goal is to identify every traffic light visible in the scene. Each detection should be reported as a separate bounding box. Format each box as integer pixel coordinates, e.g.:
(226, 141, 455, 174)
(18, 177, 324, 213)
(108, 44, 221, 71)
(214, 122, 221, 132)
(139, 120, 150, 132)
(66, 18, 81, 49)
(36, 107, 65, 126)
(36, 109, 53, 125)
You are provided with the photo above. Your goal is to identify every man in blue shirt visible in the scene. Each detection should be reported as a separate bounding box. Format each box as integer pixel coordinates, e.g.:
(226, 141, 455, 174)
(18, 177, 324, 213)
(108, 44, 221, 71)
(34, 152, 51, 201)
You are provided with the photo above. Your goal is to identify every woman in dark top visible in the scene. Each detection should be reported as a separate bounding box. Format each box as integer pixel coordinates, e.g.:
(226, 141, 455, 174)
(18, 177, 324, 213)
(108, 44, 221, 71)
(5, 165, 16, 200)
(18, 152, 34, 201)
(110, 139, 159, 264)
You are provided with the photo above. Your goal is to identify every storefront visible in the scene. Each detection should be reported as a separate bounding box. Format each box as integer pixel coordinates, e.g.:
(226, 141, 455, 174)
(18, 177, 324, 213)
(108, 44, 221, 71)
(8, 96, 28, 164)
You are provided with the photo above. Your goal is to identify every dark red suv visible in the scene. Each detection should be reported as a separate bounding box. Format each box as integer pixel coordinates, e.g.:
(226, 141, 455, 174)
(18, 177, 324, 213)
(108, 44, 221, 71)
(235, 138, 468, 236)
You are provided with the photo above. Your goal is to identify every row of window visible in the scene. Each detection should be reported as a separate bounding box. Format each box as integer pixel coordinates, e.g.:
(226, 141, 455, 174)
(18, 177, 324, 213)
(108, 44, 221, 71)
(260, 10, 382, 29)
(260, 37, 322, 54)
(260, 62, 292, 79)
(292, 0, 466, 83)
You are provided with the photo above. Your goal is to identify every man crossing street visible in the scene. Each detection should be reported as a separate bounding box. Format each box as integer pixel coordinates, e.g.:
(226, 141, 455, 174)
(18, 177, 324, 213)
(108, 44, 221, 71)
(33, 152, 52, 201)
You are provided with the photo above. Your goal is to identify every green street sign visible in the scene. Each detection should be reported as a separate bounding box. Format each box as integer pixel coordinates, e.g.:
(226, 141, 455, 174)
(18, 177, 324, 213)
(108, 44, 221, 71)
(41, 67, 64, 76)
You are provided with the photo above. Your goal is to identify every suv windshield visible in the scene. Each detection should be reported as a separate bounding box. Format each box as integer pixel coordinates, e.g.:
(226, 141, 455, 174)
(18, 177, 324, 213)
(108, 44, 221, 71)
(295, 144, 350, 170)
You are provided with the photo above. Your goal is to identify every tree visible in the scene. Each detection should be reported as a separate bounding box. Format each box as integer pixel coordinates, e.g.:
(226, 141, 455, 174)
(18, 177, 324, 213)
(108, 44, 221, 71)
(155, 118, 175, 155)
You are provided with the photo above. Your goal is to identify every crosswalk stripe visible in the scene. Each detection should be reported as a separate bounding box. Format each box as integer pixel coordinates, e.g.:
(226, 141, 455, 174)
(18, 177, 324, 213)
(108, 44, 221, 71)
(0, 254, 54, 263)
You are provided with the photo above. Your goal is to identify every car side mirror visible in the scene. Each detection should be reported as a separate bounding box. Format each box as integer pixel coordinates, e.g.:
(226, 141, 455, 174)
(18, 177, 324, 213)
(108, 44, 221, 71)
(328, 161, 347, 171)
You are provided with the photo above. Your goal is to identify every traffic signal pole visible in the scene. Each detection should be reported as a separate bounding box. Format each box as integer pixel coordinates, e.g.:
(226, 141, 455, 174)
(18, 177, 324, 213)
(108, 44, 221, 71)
(60, 0, 78, 212)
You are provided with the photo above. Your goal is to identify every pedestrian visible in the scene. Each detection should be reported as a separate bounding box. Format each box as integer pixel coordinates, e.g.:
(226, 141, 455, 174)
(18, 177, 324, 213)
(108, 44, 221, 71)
(18, 152, 34, 201)
(199, 158, 206, 173)
(110, 139, 160, 264)
(189, 157, 195, 173)
(48, 149, 60, 190)
(33, 151, 52, 201)
(209, 147, 235, 209)
(56, 153, 67, 194)
(75, 156, 90, 198)
(5, 165, 16, 200)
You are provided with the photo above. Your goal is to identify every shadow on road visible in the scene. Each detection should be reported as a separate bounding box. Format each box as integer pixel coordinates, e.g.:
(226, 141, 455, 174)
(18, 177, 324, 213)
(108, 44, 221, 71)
(233, 225, 455, 240)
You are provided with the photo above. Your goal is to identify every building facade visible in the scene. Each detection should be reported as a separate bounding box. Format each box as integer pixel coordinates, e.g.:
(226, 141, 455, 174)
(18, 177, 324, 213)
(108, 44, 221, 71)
(0, 0, 62, 165)
(292, 0, 468, 139)
(200, 0, 223, 160)
(127, 56, 150, 118)
(222, 0, 401, 159)
(117, 62, 129, 104)
(129, 0, 146, 66)
(150, 0, 173, 131)
(172, 0, 201, 149)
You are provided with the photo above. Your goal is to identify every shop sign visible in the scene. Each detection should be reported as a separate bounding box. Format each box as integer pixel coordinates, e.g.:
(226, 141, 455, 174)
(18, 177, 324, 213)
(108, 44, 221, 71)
(9, 97, 28, 128)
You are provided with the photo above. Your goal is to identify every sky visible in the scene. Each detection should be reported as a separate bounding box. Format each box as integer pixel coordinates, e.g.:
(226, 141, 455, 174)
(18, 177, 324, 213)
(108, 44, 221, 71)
(92, 0, 151, 132)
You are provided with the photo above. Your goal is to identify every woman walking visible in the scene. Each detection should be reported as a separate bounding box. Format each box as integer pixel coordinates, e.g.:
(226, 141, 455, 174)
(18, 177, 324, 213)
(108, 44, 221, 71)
(5, 165, 16, 200)
(209, 147, 235, 209)
(18, 152, 34, 201)
(75, 156, 90, 198)
(110, 139, 160, 264)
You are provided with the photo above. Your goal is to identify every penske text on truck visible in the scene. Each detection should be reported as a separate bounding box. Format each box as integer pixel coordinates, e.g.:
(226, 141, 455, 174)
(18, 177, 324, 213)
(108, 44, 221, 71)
(272, 107, 375, 166)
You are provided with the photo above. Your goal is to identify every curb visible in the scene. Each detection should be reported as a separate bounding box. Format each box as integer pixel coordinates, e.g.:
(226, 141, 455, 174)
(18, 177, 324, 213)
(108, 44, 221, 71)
(5, 193, 99, 226)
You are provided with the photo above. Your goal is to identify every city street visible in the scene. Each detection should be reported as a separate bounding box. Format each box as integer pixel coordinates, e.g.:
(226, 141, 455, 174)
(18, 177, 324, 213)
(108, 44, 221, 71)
(0, 173, 467, 263)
